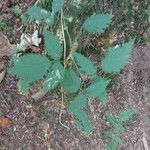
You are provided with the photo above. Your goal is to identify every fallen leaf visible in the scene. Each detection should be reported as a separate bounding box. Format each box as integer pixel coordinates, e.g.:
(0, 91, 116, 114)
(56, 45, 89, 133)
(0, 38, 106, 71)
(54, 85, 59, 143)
(18, 30, 41, 51)
(0, 116, 12, 128)
(0, 32, 15, 70)
(0, 70, 6, 83)
(0, 32, 15, 58)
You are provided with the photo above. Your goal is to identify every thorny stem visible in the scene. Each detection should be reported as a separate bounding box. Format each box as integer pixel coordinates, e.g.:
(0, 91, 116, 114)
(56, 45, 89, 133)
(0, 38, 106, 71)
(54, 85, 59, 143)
(65, 27, 83, 61)
(104, 73, 119, 80)
(61, 9, 67, 68)
(59, 9, 69, 130)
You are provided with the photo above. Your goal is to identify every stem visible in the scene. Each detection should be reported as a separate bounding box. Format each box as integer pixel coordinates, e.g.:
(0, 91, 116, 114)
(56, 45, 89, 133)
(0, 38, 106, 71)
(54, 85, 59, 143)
(59, 9, 69, 130)
(104, 73, 119, 80)
(65, 26, 83, 61)
(61, 9, 67, 67)
(65, 27, 72, 49)
(35, 0, 40, 5)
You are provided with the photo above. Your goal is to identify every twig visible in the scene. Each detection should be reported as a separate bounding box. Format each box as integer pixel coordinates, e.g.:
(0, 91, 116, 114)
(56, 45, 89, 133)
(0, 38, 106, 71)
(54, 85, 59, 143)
(142, 133, 149, 150)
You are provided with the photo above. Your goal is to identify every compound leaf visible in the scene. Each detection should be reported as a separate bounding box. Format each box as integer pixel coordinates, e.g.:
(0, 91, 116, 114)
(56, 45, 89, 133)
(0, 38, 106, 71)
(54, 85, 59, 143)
(104, 131, 123, 144)
(61, 69, 81, 93)
(43, 31, 63, 60)
(107, 113, 125, 132)
(44, 62, 64, 93)
(52, 0, 64, 13)
(73, 52, 97, 75)
(119, 108, 137, 122)
(68, 95, 93, 134)
(106, 140, 118, 150)
(9, 54, 50, 84)
(83, 14, 113, 33)
(86, 77, 110, 104)
(102, 40, 134, 73)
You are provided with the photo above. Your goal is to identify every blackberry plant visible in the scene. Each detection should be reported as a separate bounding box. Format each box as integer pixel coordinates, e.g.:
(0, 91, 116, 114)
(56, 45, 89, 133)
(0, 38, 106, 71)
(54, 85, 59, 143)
(9, 1, 137, 149)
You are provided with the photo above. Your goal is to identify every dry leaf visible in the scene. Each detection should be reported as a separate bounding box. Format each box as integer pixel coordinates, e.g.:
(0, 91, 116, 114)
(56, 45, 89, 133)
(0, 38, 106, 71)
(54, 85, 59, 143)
(0, 70, 6, 83)
(0, 32, 15, 58)
(18, 30, 41, 51)
(0, 116, 12, 128)
(31, 30, 41, 46)
(0, 32, 15, 70)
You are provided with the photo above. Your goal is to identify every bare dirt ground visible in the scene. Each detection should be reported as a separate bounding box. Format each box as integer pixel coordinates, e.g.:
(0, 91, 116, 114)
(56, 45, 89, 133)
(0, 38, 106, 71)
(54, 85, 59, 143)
(0, 1, 150, 150)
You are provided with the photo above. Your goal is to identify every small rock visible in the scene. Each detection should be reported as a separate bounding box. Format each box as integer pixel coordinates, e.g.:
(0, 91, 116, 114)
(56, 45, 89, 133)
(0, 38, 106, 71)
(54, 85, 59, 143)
(0, 116, 12, 128)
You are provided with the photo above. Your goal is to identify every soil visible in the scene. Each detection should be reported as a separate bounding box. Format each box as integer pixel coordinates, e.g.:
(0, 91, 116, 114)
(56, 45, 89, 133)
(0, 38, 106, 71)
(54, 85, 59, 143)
(0, 1, 150, 150)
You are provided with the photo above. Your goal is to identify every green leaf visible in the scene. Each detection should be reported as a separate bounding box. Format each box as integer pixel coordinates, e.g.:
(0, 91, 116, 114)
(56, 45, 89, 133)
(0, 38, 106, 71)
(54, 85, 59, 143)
(61, 69, 81, 93)
(52, 0, 64, 13)
(44, 62, 65, 93)
(83, 14, 113, 33)
(43, 31, 63, 60)
(75, 111, 93, 135)
(107, 113, 125, 132)
(68, 95, 93, 134)
(73, 52, 97, 75)
(69, 95, 87, 112)
(27, 5, 51, 21)
(86, 77, 110, 104)
(102, 40, 134, 73)
(104, 131, 123, 144)
(119, 108, 137, 122)
(9, 54, 51, 84)
(106, 140, 118, 150)
(14, 5, 22, 16)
